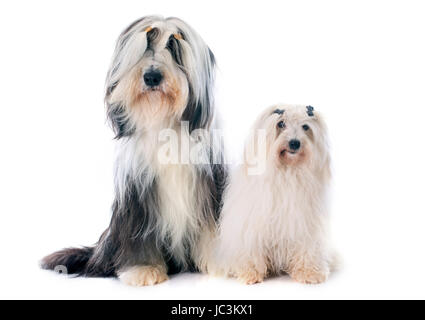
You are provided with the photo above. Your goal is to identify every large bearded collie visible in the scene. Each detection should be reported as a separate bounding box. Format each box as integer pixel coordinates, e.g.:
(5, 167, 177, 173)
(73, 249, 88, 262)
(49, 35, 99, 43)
(41, 16, 227, 286)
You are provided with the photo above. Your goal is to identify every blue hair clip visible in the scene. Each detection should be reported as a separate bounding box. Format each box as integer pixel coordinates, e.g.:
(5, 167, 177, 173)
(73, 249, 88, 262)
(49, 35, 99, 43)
(306, 105, 314, 117)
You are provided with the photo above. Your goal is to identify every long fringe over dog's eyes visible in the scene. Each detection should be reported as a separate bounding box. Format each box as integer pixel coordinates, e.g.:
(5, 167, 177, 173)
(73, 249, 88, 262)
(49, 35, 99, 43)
(146, 27, 160, 49)
(166, 35, 184, 66)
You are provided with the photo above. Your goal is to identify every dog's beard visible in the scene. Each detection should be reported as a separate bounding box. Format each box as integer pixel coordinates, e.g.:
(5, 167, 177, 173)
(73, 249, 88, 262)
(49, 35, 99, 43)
(124, 70, 189, 128)
(276, 144, 309, 167)
(270, 137, 311, 168)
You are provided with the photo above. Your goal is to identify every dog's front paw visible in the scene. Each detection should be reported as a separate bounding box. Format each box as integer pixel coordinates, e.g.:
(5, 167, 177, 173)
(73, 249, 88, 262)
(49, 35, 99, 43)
(290, 267, 328, 284)
(118, 265, 169, 286)
(236, 269, 265, 285)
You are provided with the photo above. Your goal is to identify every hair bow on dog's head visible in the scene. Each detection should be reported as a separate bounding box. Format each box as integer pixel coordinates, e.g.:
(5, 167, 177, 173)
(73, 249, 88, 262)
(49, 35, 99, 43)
(273, 109, 285, 115)
(173, 33, 183, 40)
(306, 105, 315, 117)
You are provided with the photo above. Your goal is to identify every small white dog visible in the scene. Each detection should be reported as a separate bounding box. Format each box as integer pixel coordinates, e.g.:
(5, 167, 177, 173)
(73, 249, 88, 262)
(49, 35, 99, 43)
(209, 104, 336, 284)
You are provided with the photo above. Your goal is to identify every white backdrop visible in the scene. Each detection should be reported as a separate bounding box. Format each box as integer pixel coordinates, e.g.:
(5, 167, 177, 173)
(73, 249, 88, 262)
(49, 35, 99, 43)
(1, 0, 425, 299)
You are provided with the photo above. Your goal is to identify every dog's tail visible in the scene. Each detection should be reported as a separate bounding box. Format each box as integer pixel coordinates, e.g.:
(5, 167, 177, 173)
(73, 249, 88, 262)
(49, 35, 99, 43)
(41, 247, 94, 276)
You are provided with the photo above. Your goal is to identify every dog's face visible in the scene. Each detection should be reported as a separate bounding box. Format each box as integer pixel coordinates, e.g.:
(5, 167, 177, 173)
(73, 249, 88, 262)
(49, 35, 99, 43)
(108, 25, 189, 124)
(271, 106, 318, 167)
(105, 16, 216, 137)
(247, 105, 329, 172)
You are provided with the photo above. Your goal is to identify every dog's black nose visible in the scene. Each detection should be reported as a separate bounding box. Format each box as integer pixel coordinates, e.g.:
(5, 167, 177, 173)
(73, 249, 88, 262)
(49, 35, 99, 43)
(289, 139, 301, 151)
(143, 70, 163, 87)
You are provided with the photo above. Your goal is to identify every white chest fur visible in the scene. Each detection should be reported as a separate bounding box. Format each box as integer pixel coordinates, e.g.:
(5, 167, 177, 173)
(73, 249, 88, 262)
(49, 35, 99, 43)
(114, 125, 208, 266)
(156, 162, 200, 254)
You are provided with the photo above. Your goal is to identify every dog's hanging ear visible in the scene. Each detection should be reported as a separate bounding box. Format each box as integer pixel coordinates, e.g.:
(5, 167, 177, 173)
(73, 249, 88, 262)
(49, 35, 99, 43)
(306, 105, 315, 117)
(182, 47, 216, 132)
(106, 103, 134, 139)
(105, 82, 133, 139)
(104, 20, 154, 139)
(105, 81, 132, 139)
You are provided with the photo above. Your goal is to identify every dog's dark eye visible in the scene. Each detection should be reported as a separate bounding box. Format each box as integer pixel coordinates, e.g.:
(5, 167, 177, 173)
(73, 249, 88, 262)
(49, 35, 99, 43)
(166, 35, 183, 66)
(146, 28, 159, 49)
(277, 121, 286, 129)
(302, 124, 310, 131)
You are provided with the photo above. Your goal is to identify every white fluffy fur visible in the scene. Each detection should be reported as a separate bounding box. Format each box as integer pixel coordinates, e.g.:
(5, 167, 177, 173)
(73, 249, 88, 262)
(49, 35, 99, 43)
(209, 104, 336, 284)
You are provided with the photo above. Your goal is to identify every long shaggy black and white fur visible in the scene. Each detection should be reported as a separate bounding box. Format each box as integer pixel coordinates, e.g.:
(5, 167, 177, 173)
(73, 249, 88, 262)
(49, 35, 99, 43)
(41, 16, 227, 286)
